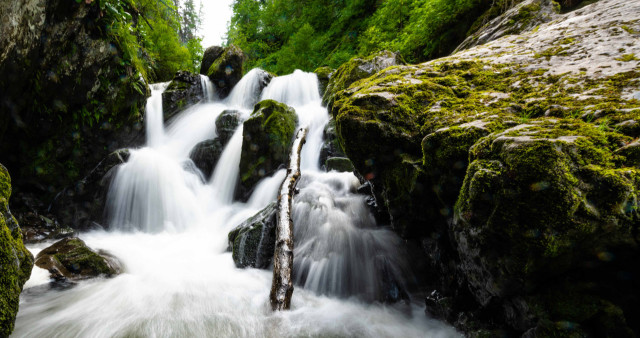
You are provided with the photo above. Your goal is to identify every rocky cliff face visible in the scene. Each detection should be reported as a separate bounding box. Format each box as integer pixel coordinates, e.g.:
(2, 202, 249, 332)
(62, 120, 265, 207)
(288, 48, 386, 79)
(0, 0, 147, 201)
(331, 0, 639, 335)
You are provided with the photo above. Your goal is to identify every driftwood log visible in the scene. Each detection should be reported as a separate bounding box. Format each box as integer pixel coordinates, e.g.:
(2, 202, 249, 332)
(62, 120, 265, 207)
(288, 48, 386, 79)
(270, 127, 308, 311)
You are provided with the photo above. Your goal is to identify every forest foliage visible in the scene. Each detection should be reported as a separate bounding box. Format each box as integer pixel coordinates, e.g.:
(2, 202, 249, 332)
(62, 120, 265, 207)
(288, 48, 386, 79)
(226, 0, 526, 74)
(98, 0, 204, 81)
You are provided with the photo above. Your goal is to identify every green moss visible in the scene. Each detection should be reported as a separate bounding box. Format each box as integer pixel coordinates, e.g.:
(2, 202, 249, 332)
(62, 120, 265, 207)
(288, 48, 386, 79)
(0, 165, 33, 337)
(615, 53, 639, 62)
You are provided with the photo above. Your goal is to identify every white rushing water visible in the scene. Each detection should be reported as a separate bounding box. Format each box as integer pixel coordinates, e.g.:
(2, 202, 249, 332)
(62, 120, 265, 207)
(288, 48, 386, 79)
(13, 70, 460, 337)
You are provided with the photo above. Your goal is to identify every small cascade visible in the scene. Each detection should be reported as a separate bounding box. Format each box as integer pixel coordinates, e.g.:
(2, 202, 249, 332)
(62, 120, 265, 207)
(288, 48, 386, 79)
(209, 126, 244, 205)
(199, 75, 216, 102)
(225, 68, 272, 109)
(261, 69, 321, 106)
(146, 82, 170, 147)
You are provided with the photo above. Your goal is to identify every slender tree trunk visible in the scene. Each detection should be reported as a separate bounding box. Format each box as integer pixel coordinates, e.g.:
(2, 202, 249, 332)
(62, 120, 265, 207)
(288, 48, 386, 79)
(270, 127, 308, 311)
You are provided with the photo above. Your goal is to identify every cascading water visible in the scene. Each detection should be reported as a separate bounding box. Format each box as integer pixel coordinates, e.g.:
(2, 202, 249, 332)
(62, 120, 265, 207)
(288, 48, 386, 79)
(13, 69, 460, 337)
(200, 74, 216, 103)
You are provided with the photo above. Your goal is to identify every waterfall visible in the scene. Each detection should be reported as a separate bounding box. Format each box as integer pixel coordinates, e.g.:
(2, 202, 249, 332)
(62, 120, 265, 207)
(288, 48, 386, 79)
(14, 69, 459, 338)
(225, 68, 271, 109)
(145, 82, 170, 147)
(199, 75, 216, 103)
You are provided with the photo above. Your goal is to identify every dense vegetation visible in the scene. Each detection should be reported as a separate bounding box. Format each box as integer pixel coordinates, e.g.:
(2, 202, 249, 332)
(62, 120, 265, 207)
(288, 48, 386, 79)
(101, 0, 203, 81)
(226, 0, 529, 74)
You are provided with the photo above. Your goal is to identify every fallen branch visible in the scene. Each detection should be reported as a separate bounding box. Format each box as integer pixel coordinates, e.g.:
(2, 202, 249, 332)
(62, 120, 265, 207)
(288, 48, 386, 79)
(270, 126, 308, 311)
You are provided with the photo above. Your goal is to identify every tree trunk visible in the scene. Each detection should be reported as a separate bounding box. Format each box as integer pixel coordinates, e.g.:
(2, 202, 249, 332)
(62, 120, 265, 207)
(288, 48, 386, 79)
(270, 127, 308, 311)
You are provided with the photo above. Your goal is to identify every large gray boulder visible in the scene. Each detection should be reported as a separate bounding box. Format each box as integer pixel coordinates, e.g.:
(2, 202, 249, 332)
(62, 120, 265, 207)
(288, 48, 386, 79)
(162, 70, 205, 121)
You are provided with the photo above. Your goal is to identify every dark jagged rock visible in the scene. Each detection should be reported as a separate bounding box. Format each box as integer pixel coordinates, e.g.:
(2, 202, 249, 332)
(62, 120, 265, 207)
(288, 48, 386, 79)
(237, 100, 297, 200)
(35, 237, 122, 282)
(189, 139, 223, 179)
(0, 164, 34, 337)
(50, 148, 130, 230)
(0, 0, 147, 202)
(319, 117, 346, 167)
(200, 46, 225, 76)
(331, 0, 640, 335)
(323, 50, 403, 108)
(206, 44, 246, 99)
(228, 202, 277, 269)
(162, 70, 205, 121)
(216, 109, 242, 145)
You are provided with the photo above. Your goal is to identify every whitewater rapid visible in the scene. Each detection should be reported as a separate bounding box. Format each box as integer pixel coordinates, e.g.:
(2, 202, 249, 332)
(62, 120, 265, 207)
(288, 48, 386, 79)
(13, 70, 460, 337)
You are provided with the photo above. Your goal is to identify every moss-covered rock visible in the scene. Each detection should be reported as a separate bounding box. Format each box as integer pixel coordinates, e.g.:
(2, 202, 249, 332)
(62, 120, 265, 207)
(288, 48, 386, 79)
(323, 50, 403, 108)
(200, 46, 225, 76)
(162, 70, 205, 121)
(325, 157, 355, 173)
(0, 164, 34, 337)
(331, 0, 640, 334)
(215, 109, 243, 145)
(206, 44, 246, 99)
(227, 202, 277, 269)
(237, 100, 297, 200)
(35, 237, 122, 282)
(314, 66, 334, 97)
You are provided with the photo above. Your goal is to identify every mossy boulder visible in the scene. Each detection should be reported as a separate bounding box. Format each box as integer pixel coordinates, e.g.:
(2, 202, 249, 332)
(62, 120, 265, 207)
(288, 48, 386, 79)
(0, 164, 34, 337)
(331, 0, 640, 334)
(200, 46, 225, 76)
(206, 44, 246, 99)
(50, 148, 129, 230)
(227, 202, 277, 269)
(237, 100, 297, 200)
(323, 50, 403, 108)
(319, 117, 347, 166)
(35, 237, 122, 282)
(162, 70, 205, 121)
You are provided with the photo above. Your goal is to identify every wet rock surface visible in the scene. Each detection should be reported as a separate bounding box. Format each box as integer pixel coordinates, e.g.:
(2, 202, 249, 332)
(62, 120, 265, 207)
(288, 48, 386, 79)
(228, 202, 277, 269)
(162, 71, 205, 121)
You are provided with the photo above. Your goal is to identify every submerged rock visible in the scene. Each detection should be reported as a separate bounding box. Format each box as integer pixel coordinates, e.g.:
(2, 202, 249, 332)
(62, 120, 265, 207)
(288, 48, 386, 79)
(331, 0, 640, 335)
(228, 202, 277, 269)
(325, 157, 355, 173)
(0, 164, 34, 337)
(206, 44, 246, 99)
(35, 237, 122, 282)
(162, 70, 205, 121)
(237, 100, 297, 200)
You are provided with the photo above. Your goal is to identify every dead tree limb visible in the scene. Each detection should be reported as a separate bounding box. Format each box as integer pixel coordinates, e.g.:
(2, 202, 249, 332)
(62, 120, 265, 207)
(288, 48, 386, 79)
(270, 126, 308, 311)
